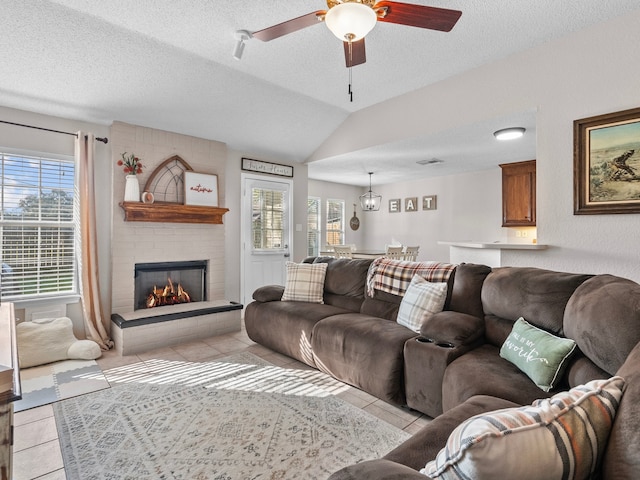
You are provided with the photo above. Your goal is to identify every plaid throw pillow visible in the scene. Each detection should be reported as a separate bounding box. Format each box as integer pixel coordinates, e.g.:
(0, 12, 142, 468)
(281, 262, 327, 303)
(396, 275, 448, 333)
(422, 376, 625, 480)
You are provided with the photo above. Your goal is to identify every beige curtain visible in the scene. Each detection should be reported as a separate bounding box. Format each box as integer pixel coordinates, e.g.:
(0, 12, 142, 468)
(76, 132, 113, 350)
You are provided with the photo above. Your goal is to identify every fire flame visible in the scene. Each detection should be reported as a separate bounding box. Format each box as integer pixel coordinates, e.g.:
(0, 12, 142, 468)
(146, 277, 191, 308)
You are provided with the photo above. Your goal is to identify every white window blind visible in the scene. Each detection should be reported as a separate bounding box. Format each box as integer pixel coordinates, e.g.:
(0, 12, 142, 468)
(307, 197, 320, 257)
(0, 152, 76, 299)
(326, 199, 345, 246)
(251, 186, 285, 250)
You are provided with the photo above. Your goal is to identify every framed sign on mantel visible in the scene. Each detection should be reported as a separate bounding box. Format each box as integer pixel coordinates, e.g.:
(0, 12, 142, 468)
(242, 158, 294, 178)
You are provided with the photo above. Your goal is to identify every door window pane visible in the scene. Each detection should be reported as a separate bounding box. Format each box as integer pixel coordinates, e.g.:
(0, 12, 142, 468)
(252, 187, 285, 250)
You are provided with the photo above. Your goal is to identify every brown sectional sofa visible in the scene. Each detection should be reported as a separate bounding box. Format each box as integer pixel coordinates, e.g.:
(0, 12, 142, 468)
(244, 257, 640, 479)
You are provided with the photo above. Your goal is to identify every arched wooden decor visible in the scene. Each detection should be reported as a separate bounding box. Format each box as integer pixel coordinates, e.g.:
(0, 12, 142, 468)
(119, 154, 229, 224)
(143, 155, 193, 204)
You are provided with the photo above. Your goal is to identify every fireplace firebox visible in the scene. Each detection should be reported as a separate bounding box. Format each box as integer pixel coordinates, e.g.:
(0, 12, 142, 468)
(134, 260, 207, 310)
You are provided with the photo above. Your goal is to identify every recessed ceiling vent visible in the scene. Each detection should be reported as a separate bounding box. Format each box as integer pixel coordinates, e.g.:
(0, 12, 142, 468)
(417, 158, 444, 166)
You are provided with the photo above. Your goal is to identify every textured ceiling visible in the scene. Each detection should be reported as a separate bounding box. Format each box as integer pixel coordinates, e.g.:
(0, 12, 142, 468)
(1, 1, 638, 186)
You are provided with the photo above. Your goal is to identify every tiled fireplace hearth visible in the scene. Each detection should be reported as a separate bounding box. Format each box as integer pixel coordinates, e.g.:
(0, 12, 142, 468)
(111, 301, 242, 355)
(109, 122, 239, 355)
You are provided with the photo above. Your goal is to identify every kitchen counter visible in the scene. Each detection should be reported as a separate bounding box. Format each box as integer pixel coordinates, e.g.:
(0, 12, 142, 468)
(438, 241, 548, 267)
(438, 241, 547, 250)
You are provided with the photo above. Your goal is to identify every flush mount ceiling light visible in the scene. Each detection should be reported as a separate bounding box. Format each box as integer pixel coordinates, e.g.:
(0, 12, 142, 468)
(324, 1, 378, 41)
(360, 172, 382, 212)
(417, 158, 444, 166)
(494, 127, 526, 141)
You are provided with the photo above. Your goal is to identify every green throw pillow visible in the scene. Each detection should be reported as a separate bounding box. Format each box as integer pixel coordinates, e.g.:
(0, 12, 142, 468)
(500, 317, 577, 392)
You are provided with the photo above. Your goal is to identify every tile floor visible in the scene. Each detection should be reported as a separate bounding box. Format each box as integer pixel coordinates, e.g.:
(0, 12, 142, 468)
(12, 324, 432, 480)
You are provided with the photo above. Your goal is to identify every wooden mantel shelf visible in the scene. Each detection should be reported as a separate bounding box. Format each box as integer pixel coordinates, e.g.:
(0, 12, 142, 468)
(119, 202, 229, 224)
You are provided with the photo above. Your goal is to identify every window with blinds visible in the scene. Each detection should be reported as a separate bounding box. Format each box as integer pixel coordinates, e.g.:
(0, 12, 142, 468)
(251, 186, 285, 250)
(0, 152, 76, 299)
(326, 199, 345, 246)
(307, 197, 320, 257)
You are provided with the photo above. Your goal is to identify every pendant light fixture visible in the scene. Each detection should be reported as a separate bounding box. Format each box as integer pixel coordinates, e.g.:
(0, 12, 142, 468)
(359, 172, 382, 211)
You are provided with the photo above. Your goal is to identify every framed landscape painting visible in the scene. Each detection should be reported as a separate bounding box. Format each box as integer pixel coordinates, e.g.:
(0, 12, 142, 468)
(574, 107, 640, 214)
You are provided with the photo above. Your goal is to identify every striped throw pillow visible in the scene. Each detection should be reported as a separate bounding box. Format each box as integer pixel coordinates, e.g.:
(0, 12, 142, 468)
(397, 275, 448, 333)
(421, 376, 625, 480)
(281, 262, 327, 303)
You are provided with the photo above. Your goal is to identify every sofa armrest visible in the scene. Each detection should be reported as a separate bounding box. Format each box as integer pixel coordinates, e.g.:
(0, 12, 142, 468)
(252, 285, 285, 302)
(420, 311, 484, 347)
(328, 459, 429, 480)
(387, 395, 520, 470)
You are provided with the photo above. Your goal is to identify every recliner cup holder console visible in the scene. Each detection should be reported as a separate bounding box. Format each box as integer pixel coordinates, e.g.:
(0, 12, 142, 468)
(416, 337, 455, 348)
(416, 337, 434, 343)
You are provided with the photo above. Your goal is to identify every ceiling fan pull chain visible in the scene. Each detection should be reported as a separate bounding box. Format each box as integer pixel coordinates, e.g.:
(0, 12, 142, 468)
(348, 39, 354, 102)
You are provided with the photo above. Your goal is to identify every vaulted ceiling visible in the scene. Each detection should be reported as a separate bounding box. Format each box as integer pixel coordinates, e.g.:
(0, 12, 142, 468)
(1, 1, 638, 186)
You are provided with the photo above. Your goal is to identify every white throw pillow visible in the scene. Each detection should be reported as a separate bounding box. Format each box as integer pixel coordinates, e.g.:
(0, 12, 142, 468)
(17, 317, 80, 368)
(421, 376, 625, 480)
(281, 262, 328, 303)
(397, 274, 448, 333)
(67, 339, 102, 360)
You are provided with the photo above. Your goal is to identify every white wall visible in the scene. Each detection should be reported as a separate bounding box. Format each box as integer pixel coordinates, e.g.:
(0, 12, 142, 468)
(360, 169, 503, 262)
(0, 106, 111, 335)
(310, 11, 640, 282)
(308, 179, 367, 251)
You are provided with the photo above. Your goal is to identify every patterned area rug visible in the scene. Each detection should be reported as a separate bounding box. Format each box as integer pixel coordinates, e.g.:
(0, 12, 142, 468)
(54, 352, 410, 479)
(14, 359, 110, 412)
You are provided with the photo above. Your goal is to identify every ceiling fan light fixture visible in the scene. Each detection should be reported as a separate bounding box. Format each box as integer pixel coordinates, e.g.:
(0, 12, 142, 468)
(494, 127, 526, 141)
(359, 172, 382, 211)
(325, 2, 377, 42)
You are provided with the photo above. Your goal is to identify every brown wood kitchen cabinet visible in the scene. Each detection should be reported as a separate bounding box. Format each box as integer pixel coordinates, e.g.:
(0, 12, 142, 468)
(500, 160, 536, 227)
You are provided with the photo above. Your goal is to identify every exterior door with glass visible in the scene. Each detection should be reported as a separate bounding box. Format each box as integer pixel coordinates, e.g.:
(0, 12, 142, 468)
(242, 175, 292, 306)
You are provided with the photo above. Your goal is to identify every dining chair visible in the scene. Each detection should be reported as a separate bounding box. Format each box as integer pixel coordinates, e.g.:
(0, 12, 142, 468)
(385, 246, 404, 260)
(403, 246, 420, 261)
(333, 245, 353, 259)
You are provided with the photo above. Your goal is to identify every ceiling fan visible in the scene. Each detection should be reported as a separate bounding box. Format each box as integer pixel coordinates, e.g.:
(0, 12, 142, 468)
(251, 1, 462, 68)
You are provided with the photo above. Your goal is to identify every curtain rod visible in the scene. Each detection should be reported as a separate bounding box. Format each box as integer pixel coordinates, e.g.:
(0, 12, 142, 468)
(0, 119, 109, 144)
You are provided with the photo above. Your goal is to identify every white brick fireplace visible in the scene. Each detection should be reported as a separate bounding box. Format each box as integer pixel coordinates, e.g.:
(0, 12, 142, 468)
(109, 122, 239, 353)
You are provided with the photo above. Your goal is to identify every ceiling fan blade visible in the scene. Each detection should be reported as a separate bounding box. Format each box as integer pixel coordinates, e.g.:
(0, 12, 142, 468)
(252, 11, 326, 42)
(344, 38, 366, 68)
(374, 1, 462, 32)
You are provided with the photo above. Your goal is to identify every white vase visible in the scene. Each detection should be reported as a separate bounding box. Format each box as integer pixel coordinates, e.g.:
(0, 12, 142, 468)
(124, 175, 141, 202)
